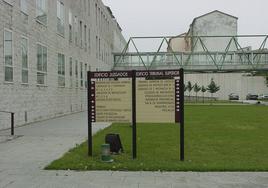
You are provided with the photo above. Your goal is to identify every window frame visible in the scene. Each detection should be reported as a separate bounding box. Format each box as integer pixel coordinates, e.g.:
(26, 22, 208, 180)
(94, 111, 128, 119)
(75, 60, 79, 88)
(84, 25, 87, 51)
(80, 62, 83, 88)
(58, 53, 65, 87)
(88, 28, 91, 54)
(4, 29, 14, 83)
(74, 16, 78, 46)
(36, 43, 48, 86)
(84, 63, 88, 88)
(69, 10, 73, 43)
(36, 0, 48, 26)
(20, 0, 28, 15)
(79, 21, 83, 48)
(69, 57, 73, 88)
(21, 36, 29, 85)
(57, 0, 65, 36)
(88, 0, 90, 16)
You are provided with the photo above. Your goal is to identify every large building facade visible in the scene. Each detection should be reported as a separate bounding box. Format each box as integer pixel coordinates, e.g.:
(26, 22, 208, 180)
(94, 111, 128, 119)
(0, 0, 126, 129)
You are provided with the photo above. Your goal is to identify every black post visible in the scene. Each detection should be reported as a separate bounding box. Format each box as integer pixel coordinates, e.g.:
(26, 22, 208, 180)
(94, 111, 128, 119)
(132, 70, 137, 159)
(87, 71, 92, 156)
(11, 113, 14, 136)
(179, 68, 185, 161)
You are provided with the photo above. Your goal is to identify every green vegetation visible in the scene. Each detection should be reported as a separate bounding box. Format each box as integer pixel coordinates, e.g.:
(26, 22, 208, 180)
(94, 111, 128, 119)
(193, 83, 201, 102)
(201, 86, 207, 103)
(187, 81, 194, 99)
(185, 100, 242, 105)
(46, 105, 268, 171)
(207, 78, 220, 98)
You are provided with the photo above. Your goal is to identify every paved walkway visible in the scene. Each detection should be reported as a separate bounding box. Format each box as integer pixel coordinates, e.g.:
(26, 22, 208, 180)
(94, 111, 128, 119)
(0, 112, 268, 188)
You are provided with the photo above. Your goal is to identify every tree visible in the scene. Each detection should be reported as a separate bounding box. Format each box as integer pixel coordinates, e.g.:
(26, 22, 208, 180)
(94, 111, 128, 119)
(193, 83, 201, 102)
(207, 78, 220, 102)
(201, 86, 207, 103)
(187, 81, 194, 100)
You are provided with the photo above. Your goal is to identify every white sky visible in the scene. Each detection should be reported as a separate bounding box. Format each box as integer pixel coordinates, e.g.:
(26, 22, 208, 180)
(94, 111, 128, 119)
(102, 0, 268, 39)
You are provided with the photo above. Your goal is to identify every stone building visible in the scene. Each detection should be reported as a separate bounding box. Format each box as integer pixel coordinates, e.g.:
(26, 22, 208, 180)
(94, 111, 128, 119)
(0, 0, 126, 129)
(168, 10, 238, 52)
(188, 10, 238, 52)
(168, 10, 268, 100)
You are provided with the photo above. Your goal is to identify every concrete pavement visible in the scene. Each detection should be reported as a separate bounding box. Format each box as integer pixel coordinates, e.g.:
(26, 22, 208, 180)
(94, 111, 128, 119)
(0, 112, 268, 188)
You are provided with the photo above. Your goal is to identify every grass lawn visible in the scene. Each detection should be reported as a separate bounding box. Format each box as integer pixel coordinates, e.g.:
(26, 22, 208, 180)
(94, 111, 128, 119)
(46, 105, 268, 171)
(185, 100, 245, 105)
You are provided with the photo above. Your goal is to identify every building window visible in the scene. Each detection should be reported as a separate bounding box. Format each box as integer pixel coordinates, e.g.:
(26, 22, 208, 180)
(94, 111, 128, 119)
(99, 38, 101, 60)
(4, 30, 13, 82)
(57, 1, 65, 36)
(37, 44, 47, 85)
(69, 57, 73, 88)
(21, 37, 28, 84)
(75, 60, 78, 88)
(74, 16, 78, 45)
(21, 0, 28, 14)
(80, 62, 83, 87)
(95, 3, 97, 25)
(96, 36, 98, 58)
(88, 28, 91, 54)
(79, 21, 83, 48)
(88, 0, 90, 16)
(58, 53, 65, 87)
(36, 0, 47, 25)
(84, 63, 87, 88)
(84, 0, 87, 13)
(98, 7, 100, 27)
(84, 25, 87, 51)
(101, 11, 103, 32)
(69, 10, 72, 43)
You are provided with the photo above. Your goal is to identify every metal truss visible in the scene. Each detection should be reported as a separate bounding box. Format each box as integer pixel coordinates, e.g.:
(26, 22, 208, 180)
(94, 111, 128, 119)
(113, 35, 268, 73)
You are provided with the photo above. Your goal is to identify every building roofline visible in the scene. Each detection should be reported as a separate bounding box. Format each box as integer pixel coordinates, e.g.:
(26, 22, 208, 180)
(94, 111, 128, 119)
(174, 32, 187, 37)
(116, 22, 122, 32)
(192, 10, 238, 24)
(168, 32, 187, 45)
(106, 6, 115, 19)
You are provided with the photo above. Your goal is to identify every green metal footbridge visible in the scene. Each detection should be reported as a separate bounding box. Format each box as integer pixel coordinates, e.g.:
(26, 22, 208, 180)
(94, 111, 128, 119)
(113, 35, 268, 73)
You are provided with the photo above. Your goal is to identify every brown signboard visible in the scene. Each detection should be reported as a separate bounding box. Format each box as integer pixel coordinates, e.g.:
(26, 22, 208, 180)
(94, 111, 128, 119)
(92, 80, 132, 122)
(137, 79, 178, 123)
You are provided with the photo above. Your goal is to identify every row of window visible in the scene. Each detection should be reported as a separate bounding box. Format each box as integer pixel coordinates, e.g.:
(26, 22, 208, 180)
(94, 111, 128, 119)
(4, 0, 112, 64)
(4, 0, 108, 28)
(62, 0, 112, 64)
(3, 29, 89, 88)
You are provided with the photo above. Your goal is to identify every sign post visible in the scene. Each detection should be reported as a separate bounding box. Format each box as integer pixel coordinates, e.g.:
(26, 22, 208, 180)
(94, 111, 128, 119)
(87, 71, 92, 156)
(179, 68, 184, 161)
(132, 70, 137, 159)
(87, 69, 184, 160)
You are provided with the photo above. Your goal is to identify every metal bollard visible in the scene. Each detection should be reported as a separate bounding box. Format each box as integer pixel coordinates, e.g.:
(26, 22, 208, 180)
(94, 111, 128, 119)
(11, 113, 14, 136)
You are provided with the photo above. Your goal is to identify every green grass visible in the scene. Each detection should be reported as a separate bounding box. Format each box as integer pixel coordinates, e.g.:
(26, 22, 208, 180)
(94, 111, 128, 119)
(46, 105, 268, 171)
(185, 100, 244, 105)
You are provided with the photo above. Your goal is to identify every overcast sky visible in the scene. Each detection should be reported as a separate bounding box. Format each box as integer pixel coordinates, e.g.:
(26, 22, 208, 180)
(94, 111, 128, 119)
(102, 0, 268, 40)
